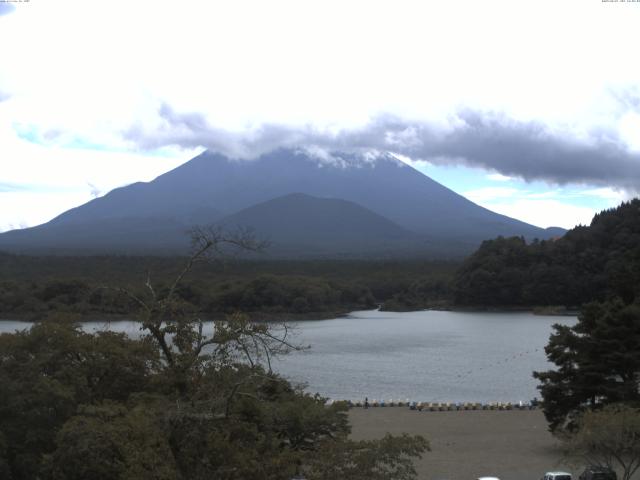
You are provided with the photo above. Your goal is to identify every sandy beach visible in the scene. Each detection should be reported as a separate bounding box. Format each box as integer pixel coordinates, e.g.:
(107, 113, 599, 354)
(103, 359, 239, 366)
(349, 408, 574, 480)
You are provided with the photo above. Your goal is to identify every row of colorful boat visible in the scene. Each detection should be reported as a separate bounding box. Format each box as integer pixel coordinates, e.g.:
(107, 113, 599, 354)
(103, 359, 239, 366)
(341, 400, 539, 410)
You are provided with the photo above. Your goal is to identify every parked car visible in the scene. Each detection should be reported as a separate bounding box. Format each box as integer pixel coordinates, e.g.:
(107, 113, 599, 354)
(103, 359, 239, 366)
(477, 477, 500, 480)
(579, 466, 617, 480)
(543, 471, 572, 480)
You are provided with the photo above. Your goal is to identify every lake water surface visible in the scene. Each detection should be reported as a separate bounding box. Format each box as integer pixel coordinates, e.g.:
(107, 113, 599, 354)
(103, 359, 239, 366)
(0, 309, 576, 403)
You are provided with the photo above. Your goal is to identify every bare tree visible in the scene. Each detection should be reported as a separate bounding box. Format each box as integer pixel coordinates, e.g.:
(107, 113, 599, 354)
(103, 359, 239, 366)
(113, 226, 302, 395)
(562, 404, 640, 480)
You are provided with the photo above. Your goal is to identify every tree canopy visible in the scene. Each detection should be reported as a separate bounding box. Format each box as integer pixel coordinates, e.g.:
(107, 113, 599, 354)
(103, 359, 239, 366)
(0, 253, 459, 319)
(534, 299, 640, 432)
(0, 228, 428, 479)
(453, 199, 640, 307)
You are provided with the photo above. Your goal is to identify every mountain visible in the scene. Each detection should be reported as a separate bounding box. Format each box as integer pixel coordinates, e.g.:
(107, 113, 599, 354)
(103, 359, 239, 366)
(0, 217, 194, 255)
(0, 148, 565, 257)
(543, 226, 567, 238)
(217, 193, 424, 257)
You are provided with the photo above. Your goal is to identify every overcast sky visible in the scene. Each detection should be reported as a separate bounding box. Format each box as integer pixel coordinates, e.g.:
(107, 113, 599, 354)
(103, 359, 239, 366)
(1, 0, 639, 230)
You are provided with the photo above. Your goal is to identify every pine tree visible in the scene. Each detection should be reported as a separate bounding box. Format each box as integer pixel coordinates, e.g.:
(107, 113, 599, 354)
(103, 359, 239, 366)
(534, 299, 640, 432)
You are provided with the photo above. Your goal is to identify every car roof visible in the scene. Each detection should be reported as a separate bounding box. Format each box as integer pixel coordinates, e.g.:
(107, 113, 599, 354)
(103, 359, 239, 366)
(547, 473, 572, 476)
(477, 477, 501, 480)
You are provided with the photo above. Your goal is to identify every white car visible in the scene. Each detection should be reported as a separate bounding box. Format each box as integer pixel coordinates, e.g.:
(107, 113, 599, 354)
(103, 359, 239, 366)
(477, 477, 500, 480)
(543, 472, 572, 480)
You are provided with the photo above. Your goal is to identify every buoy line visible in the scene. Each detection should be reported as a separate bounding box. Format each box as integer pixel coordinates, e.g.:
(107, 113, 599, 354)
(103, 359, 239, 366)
(326, 399, 540, 410)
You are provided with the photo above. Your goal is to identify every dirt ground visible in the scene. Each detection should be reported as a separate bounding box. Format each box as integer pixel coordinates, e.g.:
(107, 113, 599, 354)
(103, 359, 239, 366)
(349, 408, 575, 480)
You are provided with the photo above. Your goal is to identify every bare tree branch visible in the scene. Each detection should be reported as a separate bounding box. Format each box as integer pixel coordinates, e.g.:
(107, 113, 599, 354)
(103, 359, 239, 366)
(104, 225, 300, 397)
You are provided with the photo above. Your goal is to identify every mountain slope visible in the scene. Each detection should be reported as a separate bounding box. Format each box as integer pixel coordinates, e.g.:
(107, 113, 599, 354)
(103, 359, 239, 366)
(0, 148, 564, 256)
(0, 217, 195, 254)
(217, 193, 424, 256)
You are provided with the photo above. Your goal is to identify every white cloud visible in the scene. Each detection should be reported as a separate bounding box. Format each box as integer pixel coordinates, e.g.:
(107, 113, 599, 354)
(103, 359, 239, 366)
(0, 0, 638, 144)
(525, 190, 563, 199)
(486, 173, 513, 182)
(464, 187, 521, 203)
(388, 152, 430, 168)
(462, 186, 630, 228)
(618, 112, 640, 151)
(480, 199, 598, 229)
(577, 187, 630, 201)
(0, 190, 91, 232)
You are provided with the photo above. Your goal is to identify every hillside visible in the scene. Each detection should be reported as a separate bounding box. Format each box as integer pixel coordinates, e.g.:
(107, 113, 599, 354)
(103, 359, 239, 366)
(452, 199, 640, 307)
(217, 193, 425, 257)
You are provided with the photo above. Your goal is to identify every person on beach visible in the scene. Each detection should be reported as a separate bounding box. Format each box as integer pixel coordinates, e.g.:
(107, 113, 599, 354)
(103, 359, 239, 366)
(364, 397, 369, 409)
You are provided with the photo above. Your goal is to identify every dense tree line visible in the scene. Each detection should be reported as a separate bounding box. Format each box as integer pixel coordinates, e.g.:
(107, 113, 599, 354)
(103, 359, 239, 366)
(379, 277, 451, 311)
(0, 275, 377, 319)
(0, 255, 457, 319)
(453, 199, 640, 307)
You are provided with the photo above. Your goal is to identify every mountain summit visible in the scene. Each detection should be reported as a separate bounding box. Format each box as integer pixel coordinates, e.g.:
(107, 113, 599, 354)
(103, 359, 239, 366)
(0, 149, 563, 257)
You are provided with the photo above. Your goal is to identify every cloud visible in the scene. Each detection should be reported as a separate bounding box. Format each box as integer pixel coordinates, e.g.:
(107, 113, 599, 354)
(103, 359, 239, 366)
(124, 103, 309, 160)
(0, 4, 15, 17)
(525, 190, 563, 200)
(486, 173, 512, 182)
(123, 105, 640, 194)
(463, 187, 521, 203)
(87, 182, 102, 198)
(0, 190, 92, 232)
(393, 111, 640, 193)
(458, 185, 631, 228)
(0, 182, 26, 193)
(610, 86, 640, 112)
(480, 199, 598, 229)
(464, 185, 630, 205)
(575, 187, 630, 202)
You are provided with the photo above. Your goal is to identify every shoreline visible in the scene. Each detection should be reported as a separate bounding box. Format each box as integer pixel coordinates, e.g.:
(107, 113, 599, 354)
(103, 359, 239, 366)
(0, 304, 579, 323)
(0, 303, 580, 322)
(0, 309, 354, 323)
(386, 305, 580, 316)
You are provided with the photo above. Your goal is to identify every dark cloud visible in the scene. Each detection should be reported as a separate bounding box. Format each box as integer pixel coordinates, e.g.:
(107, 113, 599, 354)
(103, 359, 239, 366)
(0, 4, 15, 16)
(124, 104, 640, 193)
(397, 111, 640, 193)
(125, 103, 312, 159)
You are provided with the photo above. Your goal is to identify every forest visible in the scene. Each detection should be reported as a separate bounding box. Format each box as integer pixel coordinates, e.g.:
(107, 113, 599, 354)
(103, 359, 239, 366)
(0, 254, 456, 320)
(452, 199, 640, 308)
(2, 200, 640, 320)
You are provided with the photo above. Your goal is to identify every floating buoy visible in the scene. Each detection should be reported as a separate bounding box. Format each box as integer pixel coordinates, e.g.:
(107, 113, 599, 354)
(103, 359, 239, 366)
(345, 398, 539, 410)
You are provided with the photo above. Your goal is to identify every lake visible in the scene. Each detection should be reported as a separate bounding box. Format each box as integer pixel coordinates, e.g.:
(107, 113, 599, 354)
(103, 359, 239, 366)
(0, 309, 575, 403)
